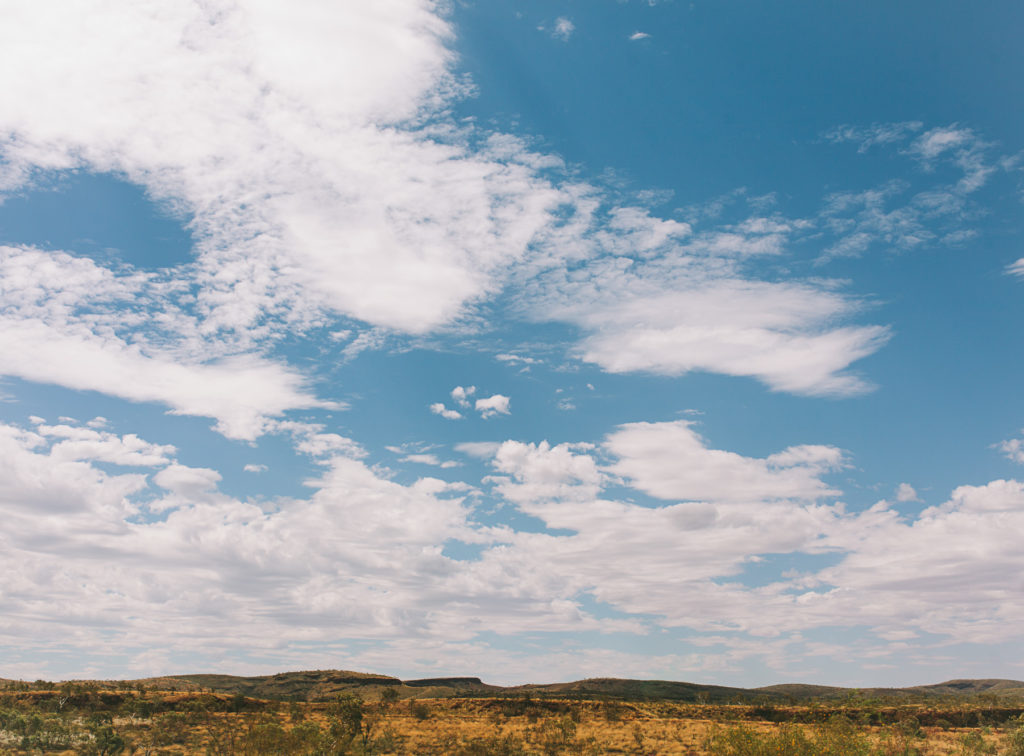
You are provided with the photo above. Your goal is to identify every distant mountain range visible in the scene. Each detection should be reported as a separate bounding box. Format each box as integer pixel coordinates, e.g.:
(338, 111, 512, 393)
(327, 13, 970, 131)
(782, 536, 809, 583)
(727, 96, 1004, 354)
(68, 671, 1023, 703)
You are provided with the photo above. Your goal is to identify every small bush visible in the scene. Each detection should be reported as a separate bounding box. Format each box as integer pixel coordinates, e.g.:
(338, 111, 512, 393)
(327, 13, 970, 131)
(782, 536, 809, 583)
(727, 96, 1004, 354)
(955, 729, 996, 755)
(411, 701, 431, 721)
(704, 719, 874, 756)
(1004, 715, 1024, 756)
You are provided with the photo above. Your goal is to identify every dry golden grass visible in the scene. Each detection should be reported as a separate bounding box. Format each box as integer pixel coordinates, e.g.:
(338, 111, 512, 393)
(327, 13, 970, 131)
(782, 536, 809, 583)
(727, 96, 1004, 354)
(2, 688, 1023, 754)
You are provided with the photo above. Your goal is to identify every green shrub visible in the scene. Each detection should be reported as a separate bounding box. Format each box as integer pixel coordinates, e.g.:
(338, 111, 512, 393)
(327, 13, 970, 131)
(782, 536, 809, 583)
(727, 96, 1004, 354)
(452, 733, 529, 755)
(411, 701, 431, 721)
(1004, 715, 1024, 756)
(705, 719, 874, 756)
(955, 729, 996, 755)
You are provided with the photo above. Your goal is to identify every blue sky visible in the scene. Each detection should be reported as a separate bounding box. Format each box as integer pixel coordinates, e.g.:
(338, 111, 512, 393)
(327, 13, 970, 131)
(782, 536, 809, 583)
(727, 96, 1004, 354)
(0, 0, 1022, 687)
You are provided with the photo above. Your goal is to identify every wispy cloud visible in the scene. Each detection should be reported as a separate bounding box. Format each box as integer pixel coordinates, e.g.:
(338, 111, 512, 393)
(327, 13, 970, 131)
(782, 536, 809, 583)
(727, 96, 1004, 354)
(552, 17, 575, 41)
(815, 123, 1013, 263)
(824, 122, 924, 152)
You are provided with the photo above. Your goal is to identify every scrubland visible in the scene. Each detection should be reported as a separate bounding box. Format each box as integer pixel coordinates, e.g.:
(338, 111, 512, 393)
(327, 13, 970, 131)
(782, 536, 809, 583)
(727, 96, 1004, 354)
(2, 680, 1023, 754)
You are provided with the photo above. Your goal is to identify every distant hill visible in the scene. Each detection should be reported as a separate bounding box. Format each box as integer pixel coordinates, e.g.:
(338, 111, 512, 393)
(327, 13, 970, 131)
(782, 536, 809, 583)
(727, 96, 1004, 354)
(755, 679, 1024, 702)
(512, 677, 761, 703)
(7, 670, 1024, 704)
(134, 670, 499, 701)
(909, 679, 1024, 697)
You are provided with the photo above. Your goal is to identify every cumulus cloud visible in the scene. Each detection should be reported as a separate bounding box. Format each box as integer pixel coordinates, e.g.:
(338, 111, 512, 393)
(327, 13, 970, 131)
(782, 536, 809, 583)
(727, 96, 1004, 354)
(269, 420, 366, 461)
(475, 436, 845, 635)
(0, 423, 150, 516)
(818, 479, 1024, 643)
(36, 422, 175, 467)
(605, 421, 844, 504)
(430, 402, 462, 420)
(153, 464, 222, 497)
(450, 385, 476, 407)
(1, 409, 1023, 678)
(997, 437, 1024, 464)
(895, 482, 920, 502)
(629, 31, 651, 41)
(475, 394, 511, 418)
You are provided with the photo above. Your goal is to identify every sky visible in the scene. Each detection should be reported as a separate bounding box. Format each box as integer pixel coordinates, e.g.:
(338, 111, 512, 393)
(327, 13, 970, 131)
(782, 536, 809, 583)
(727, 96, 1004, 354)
(0, 0, 1022, 688)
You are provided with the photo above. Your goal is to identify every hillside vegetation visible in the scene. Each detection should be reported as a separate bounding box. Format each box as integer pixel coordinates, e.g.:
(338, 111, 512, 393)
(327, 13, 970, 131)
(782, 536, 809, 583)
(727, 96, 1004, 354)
(2, 671, 1024, 754)
(13, 669, 1018, 704)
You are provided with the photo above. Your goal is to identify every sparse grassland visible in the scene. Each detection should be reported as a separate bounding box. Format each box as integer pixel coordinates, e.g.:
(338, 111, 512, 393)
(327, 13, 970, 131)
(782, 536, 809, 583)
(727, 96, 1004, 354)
(1, 680, 1023, 754)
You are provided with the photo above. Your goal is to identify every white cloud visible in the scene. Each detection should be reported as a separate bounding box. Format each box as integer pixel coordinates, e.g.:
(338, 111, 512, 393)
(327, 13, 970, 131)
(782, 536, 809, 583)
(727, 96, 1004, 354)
(401, 453, 441, 465)
(398, 452, 459, 468)
(450, 385, 476, 407)
(430, 402, 462, 420)
(244, 463, 267, 473)
(2, 410, 1024, 678)
(1008, 258, 1024, 278)
(454, 441, 502, 459)
(818, 479, 1024, 643)
(0, 422, 520, 674)
(37, 423, 175, 467)
(531, 262, 888, 396)
(629, 31, 651, 41)
(911, 126, 974, 160)
(997, 437, 1024, 464)
(495, 353, 539, 366)
(895, 483, 920, 502)
(818, 123, 1011, 263)
(824, 122, 923, 152)
(153, 463, 222, 497)
(270, 420, 366, 460)
(490, 440, 603, 507)
(0, 1, 571, 340)
(3, 0, 1023, 683)
(476, 436, 844, 635)
(551, 17, 575, 41)
(0, 5, 955, 403)
(0, 246, 332, 439)
(0, 320, 329, 439)
(475, 394, 511, 418)
(605, 420, 844, 504)
(0, 423, 149, 517)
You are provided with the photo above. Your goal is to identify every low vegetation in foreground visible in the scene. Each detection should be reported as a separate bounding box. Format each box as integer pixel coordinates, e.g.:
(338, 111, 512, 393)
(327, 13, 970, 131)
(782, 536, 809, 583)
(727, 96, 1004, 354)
(1, 673, 1023, 754)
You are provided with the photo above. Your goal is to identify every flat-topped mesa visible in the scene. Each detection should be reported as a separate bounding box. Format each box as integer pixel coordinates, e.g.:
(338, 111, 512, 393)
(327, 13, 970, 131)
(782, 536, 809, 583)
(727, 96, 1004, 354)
(403, 677, 486, 688)
(324, 674, 400, 686)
